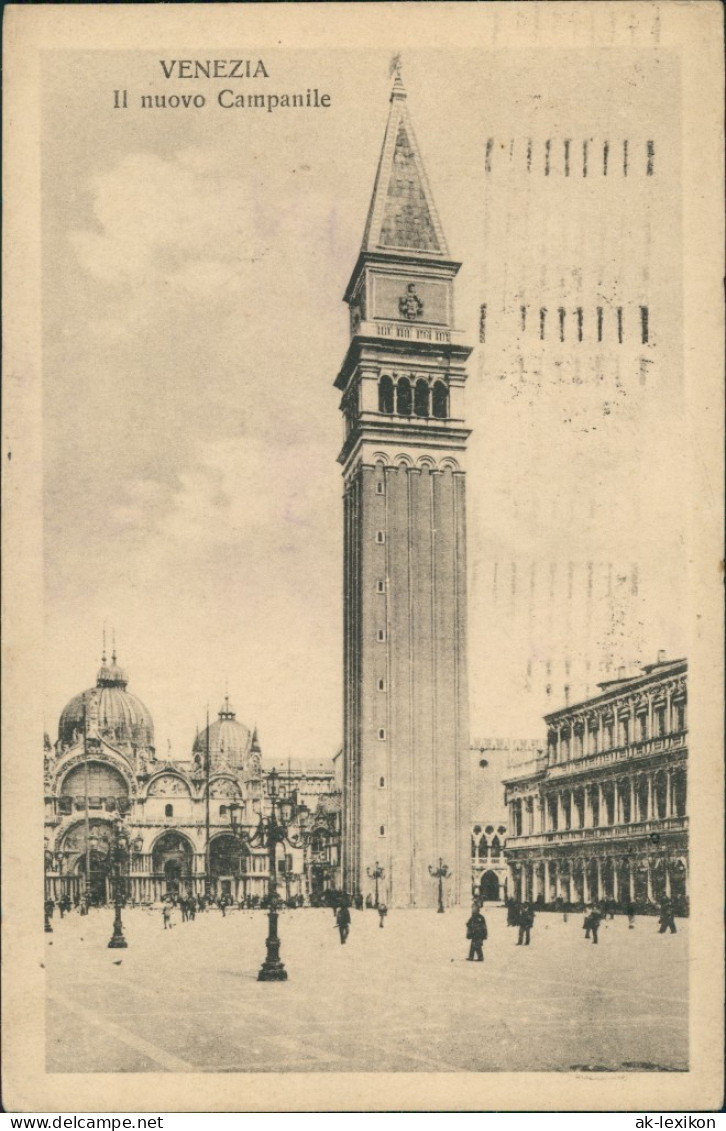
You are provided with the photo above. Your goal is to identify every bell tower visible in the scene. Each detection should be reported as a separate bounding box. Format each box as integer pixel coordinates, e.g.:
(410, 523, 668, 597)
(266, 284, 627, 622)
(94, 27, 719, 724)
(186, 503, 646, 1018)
(336, 69, 472, 908)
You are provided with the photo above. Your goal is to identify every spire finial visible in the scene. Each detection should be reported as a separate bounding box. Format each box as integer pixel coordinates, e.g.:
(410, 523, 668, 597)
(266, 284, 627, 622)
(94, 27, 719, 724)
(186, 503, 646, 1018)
(102, 623, 107, 664)
(111, 627, 117, 663)
(389, 53, 405, 99)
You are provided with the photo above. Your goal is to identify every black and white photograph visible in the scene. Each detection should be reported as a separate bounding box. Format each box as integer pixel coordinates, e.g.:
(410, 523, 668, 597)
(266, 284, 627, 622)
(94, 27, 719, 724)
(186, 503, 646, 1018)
(3, 0, 723, 1114)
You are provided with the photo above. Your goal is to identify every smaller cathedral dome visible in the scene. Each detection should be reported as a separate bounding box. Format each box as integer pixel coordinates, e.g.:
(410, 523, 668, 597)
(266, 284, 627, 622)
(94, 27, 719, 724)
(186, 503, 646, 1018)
(192, 695, 253, 770)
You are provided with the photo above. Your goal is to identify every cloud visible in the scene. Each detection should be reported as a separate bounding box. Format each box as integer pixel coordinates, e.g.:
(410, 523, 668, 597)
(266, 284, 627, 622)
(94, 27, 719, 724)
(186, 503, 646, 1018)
(113, 433, 331, 556)
(70, 152, 257, 290)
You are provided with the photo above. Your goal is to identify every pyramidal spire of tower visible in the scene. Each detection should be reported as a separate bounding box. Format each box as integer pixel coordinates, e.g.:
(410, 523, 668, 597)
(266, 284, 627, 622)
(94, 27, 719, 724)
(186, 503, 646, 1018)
(360, 66, 448, 257)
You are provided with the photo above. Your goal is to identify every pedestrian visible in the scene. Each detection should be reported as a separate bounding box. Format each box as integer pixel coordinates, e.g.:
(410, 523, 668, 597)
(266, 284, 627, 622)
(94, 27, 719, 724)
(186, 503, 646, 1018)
(585, 905, 602, 944)
(162, 905, 171, 930)
(583, 905, 593, 939)
(335, 902, 351, 944)
(377, 902, 388, 928)
(220, 897, 227, 918)
(517, 902, 534, 946)
(626, 899, 636, 929)
(465, 906, 488, 961)
(506, 897, 518, 927)
(658, 898, 677, 934)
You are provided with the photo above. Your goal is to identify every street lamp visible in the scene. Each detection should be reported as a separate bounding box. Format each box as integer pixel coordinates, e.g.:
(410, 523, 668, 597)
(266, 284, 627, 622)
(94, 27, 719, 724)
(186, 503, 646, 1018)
(428, 858, 450, 914)
(108, 820, 131, 949)
(366, 861, 385, 908)
(229, 768, 302, 982)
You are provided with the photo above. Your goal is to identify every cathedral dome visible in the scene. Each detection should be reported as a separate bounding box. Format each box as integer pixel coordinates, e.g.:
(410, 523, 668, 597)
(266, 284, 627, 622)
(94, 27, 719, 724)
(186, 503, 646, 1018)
(58, 651, 155, 750)
(192, 696, 253, 769)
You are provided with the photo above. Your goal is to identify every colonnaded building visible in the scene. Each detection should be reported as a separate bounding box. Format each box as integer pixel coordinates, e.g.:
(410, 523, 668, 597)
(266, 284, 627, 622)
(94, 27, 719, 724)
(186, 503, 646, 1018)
(503, 655, 688, 911)
(43, 649, 340, 905)
(336, 68, 472, 907)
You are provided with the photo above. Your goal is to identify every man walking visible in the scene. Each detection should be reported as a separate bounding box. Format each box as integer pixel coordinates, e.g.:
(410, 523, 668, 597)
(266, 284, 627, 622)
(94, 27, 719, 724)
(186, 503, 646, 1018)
(335, 902, 351, 944)
(377, 902, 388, 928)
(517, 902, 534, 946)
(585, 905, 603, 944)
(465, 906, 488, 961)
(658, 898, 677, 934)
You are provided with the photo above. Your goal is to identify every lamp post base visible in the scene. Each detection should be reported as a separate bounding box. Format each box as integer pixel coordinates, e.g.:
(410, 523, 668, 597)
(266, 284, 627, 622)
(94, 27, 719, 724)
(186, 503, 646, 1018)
(258, 961, 288, 982)
(108, 906, 128, 948)
(44, 918, 53, 933)
(258, 911, 287, 981)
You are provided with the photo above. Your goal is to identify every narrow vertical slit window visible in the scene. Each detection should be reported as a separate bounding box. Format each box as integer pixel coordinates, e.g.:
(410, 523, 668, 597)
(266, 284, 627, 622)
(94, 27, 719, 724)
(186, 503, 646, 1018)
(376, 481, 385, 495)
(377, 728, 386, 740)
(539, 307, 547, 340)
(377, 629, 386, 642)
(603, 140, 609, 176)
(617, 307, 623, 344)
(520, 305, 527, 332)
(623, 139, 629, 176)
(377, 678, 386, 691)
(647, 140, 655, 176)
(558, 307, 566, 342)
(564, 139, 570, 176)
(597, 306, 603, 342)
(576, 307, 583, 341)
(479, 304, 487, 343)
(376, 580, 385, 594)
(544, 139, 551, 176)
(583, 139, 588, 177)
(485, 137, 493, 174)
(526, 139, 532, 172)
(379, 776, 386, 788)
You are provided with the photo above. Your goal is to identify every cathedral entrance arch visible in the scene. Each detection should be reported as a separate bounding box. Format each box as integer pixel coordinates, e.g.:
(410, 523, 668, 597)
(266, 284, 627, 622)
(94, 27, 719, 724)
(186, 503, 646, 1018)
(164, 860, 182, 898)
(209, 834, 246, 900)
(59, 819, 116, 906)
(152, 831, 193, 898)
(478, 870, 500, 902)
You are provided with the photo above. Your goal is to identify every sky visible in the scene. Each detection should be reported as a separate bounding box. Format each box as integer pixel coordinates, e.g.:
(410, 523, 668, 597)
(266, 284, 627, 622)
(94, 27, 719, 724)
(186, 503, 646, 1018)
(42, 41, 685, 764)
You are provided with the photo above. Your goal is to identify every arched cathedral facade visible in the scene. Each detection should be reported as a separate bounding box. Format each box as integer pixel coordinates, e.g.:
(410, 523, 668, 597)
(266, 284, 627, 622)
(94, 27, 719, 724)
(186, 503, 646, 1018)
(44, 650, 340, 905)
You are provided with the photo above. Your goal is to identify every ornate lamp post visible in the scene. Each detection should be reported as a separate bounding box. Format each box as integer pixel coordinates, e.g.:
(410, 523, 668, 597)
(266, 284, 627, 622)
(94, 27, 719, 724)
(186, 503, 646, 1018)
(428, 858, 450, 914)
(229, 768, 302, 982)
(366, 861, 385, 908)
(108, 820, 132, 949)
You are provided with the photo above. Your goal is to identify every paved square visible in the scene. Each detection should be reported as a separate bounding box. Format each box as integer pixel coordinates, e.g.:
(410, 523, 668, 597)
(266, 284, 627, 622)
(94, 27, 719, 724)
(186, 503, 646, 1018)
(45, 905, 687, 1073)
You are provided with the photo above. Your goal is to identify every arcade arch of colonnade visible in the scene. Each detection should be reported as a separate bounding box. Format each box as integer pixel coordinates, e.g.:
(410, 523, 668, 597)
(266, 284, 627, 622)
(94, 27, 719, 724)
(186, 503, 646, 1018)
(509, 851, 688, 909)
(503, 657, 689, 914)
